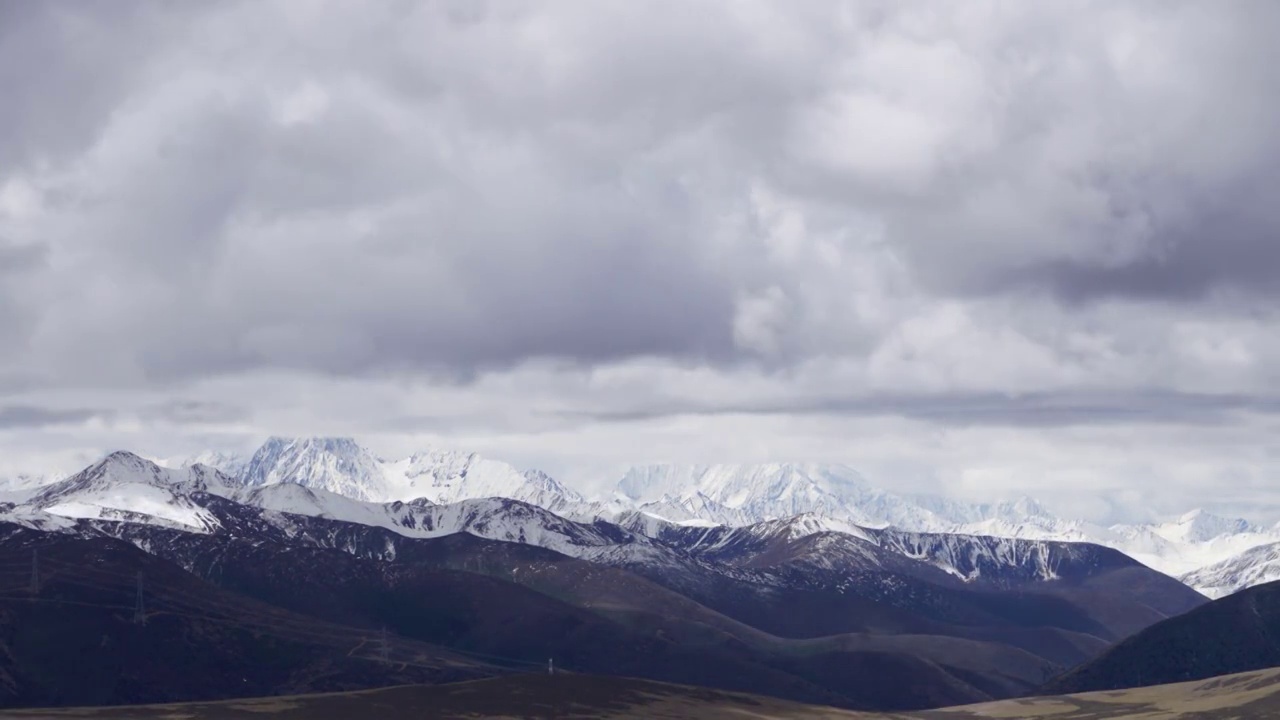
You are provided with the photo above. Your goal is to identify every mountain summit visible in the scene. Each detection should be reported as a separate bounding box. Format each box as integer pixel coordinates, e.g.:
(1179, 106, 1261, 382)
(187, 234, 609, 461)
(1168, 508, 1258, 544)
(613, 462, 1046, 531)
(242, 437, 387, 501)
(29, 451, 234, 532)
(235, 437, 585, 509)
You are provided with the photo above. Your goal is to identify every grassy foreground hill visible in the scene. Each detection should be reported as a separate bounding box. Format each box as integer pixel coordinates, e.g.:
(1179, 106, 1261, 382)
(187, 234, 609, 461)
(8, 666, 1280, 719)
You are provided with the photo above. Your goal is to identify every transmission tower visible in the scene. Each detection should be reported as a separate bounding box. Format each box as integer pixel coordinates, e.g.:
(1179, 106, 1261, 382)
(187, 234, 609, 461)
(379, 626, 390, 663)
(28, 550, 39, 596)
(133, 571, 146, 626)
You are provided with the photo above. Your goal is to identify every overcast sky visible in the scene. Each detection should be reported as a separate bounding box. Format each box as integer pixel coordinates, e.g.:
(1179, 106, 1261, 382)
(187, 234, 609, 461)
(2, 1, 1279, 522)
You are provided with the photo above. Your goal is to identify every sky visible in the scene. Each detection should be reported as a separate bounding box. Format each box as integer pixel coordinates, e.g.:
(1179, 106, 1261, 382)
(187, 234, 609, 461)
(2, 1, 1279, 523)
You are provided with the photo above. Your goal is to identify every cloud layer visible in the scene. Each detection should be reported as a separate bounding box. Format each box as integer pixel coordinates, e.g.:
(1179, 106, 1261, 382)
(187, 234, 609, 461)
(2, 1, 1279, 520)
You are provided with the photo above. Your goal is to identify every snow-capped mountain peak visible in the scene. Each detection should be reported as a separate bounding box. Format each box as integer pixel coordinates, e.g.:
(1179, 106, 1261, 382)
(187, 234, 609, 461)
(0, 470, 63, 497)
(28, 451, 232, 532)
(1165, 508, 1257, 544)
(232, 437, 586, 512)
(241, 437, 387, 501)
(1180, 540, 1280, 598)
(174, 449, 249, 477)
(995, 496, 1051, 520)
(613, 462, 1054, 532)
(754, 512, 873, 542)
(616, 463, 896, 525)
(35, 451, 232, 498)
(15, 444, 1280, 599)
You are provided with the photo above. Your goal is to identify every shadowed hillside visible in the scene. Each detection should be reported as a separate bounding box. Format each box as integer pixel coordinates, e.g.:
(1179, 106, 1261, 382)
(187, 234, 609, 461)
(1042, 579, 1280, 694)
(0, 528, 488, 707)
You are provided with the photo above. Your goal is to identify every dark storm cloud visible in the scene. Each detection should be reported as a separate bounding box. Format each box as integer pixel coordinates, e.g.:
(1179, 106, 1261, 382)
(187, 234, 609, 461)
(0, 405, 103, 429)
(553, 390, 1280, 428)
(1, 0, 1279, 398)
(857, 2, 1280, 305)
(6, 1, 1280, 524)
(0, 239, 46, 359)
(1023, 170, 1280, 302)
(0, 2, 197, 168)
(0, 239, 45, 279)
(0, 1, 762, 381)
(142, 400, 248, 425)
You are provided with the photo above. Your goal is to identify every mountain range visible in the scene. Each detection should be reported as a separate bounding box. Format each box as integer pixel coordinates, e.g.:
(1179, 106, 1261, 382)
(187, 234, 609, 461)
(0, 447, 1211, 711)
(172, 438, 1280, 596)
(3, 435, 1278, 600)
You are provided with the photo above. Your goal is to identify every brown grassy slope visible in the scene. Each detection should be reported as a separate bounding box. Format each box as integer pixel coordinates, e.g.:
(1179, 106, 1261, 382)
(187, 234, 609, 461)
(11, 666, 1280, 720)
(0, 674, 895, 720)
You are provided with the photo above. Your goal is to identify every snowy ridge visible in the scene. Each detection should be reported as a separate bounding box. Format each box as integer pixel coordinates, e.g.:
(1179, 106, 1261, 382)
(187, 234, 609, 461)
(870, 529, 1094, 583)
(173, 450, 249, 478)
(241, 438, 389, 501)
(0, 503, 78, 533)
(617, 463, 932, 528)
(234, 482, 435, 530)
(0, 452, 1116, 589)
(626, 511, 1108, 586)
(632, 493, 751, 526)
(0, 472, 63, 496)
(616, 512, 874, 559)
(27, 452, 232, 532)
(9, 443, 1280, 595)
(388, 450, 586, 509)
(237, 437, 587, 511)
(612, 464, 1072, 532)
(1161, 509, 1259, 544)
(955, 509, 1280, 581)
(611, 464, 1280, 592)
(241, 483, 674, 566)
(5, 452, 674, 567)
(1179, 541, 1280, 599)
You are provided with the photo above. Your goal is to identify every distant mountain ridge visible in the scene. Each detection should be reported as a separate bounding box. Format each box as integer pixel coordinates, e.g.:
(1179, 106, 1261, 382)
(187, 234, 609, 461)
(0, 449, 1210, 713)
(6, 437, 1280, 595)
(0, 451, 1115, 583)
(230, 437, 587, 511)
(610, 462, 1280, 591)
(1181, 542, 1280, 598)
